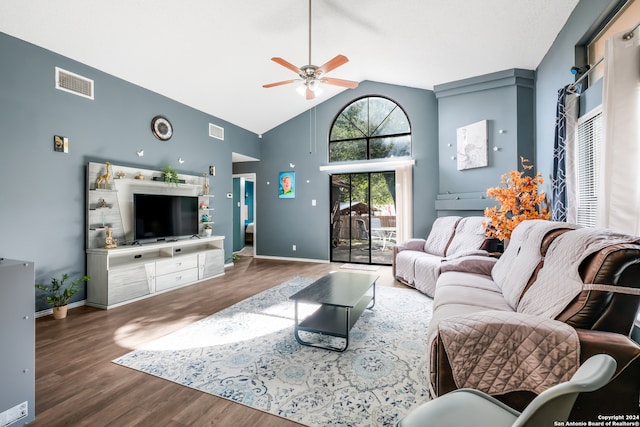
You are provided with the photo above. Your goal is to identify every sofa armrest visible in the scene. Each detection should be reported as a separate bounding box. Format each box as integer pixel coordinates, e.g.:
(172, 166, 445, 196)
(396, 238, 427, 252)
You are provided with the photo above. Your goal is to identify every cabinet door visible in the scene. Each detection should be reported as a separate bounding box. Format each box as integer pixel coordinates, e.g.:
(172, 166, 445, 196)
(199, 249, 224, 279)
(108, 263, 154, 305)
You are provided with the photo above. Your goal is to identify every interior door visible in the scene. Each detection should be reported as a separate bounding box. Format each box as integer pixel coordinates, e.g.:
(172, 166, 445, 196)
(330, 171, 396, 265)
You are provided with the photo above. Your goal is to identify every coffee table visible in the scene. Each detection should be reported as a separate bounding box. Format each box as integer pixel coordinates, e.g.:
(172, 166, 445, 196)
(289, 271, 378, 352)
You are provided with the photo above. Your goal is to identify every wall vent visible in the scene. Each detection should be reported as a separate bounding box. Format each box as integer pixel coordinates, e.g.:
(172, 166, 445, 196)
(209, 123, 224, 140)
(55, 67, 94, 100)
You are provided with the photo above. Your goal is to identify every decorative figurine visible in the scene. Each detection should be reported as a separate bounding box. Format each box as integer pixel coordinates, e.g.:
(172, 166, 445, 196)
(135, 172, 144, 180)
(98, 198, 107, 208)
(202, 173, 210, 195)
(96, 162, 112, 189)
(104, 227, 118, 249)
(116, 170, 125, 179)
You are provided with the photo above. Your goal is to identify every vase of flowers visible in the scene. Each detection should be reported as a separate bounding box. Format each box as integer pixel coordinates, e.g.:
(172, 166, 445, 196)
(484, 157, 551, 242)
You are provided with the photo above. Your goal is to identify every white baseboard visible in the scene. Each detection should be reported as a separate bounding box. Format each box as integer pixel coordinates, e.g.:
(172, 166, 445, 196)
(253, 255, 329, 264)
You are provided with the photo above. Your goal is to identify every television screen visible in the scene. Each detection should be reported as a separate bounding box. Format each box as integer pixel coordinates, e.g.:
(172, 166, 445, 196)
(133, 194, 198, 241)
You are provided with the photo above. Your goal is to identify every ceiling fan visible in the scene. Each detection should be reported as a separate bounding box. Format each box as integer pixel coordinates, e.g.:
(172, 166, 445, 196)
(262, 0, 358, 100)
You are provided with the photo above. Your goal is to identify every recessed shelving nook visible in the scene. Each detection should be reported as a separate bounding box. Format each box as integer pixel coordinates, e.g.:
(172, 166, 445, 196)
(85, 161, 224, 309)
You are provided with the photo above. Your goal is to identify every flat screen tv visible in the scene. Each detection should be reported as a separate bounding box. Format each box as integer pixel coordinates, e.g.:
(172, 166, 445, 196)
(133, 193, 198, 242)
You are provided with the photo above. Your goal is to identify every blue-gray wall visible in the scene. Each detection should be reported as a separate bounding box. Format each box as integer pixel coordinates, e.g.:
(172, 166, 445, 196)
(234, 81, 439, 259)
(0, 32, 260, 310)
(1, 0, 624, 311)
(433, 69, 535, 216)
(535, 0, 620, 193)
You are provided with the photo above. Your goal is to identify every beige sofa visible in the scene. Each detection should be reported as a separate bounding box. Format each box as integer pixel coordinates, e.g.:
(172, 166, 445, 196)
(423, 220, 640, 421)
(393, 216, 496, 297)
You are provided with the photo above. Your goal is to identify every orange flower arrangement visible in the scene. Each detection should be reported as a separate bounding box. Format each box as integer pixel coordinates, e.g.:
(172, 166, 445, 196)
(484, 157, 551, 241)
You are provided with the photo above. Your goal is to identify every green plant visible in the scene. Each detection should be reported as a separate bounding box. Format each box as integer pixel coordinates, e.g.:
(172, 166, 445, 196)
(162, 165, 180, 185)
(204, 224, 212, 230)
(36, 274, 90, 307)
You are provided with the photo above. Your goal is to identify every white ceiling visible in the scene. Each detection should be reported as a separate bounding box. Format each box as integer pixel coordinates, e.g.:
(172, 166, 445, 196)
(0, 0, 579, 136)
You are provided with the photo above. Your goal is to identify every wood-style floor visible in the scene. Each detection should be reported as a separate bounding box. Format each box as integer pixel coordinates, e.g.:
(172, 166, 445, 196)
(32, 255, 406, 427)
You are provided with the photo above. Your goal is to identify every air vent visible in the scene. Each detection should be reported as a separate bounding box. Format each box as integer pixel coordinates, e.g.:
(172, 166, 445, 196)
(55, 67, 94, 100)
(209, 123, 224, 140)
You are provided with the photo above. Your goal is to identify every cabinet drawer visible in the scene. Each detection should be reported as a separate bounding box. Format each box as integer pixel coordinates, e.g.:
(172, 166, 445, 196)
(155, 255, 198, 276)
(156, 268, 199, 292)
(108, 263, 154, 305)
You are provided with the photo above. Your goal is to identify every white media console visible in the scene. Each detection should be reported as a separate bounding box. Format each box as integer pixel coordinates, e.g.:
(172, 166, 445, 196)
(86, 162, 225, 309)
(86, 236, 224, 309)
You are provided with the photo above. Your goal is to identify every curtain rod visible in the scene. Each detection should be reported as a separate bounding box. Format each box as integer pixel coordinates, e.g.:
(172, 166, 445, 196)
(623, 22, 639, 40)
(571, 57, 604, 88)
(570, 21, 638, 89)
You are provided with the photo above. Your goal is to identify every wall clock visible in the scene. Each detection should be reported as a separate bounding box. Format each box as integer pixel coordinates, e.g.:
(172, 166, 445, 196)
(151, 116, 173, 141)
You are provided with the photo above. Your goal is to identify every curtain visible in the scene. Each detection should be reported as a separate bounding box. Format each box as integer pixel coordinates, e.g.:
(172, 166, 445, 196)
(395, 163, 413, 243)
(551, 84, 580, 222)
(598, 29, 640, 235)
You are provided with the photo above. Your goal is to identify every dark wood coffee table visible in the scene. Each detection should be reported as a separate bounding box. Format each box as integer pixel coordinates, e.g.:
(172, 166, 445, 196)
(290, 271, 378, 352)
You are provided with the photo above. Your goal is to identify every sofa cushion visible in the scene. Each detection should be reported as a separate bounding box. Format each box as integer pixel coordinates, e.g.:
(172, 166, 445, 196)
(445, 216, 489, 256)
(434, 274, 512, 313)
(424, 216, 461, 256)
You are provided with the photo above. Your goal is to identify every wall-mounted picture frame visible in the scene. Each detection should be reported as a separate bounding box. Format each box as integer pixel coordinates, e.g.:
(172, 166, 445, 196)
(456, 120, 488, 170)
(279, 171, 295, 198)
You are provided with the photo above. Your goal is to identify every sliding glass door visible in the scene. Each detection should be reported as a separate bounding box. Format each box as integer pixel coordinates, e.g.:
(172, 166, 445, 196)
(330, 171, 396, 265)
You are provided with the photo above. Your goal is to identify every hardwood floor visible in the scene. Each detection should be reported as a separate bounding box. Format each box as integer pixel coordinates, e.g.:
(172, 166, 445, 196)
(32, 256, 406, 426)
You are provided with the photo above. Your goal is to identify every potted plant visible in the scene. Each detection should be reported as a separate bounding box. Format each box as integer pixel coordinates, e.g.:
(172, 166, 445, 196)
(162, 165, 180, 185)
(204, 223, 213, 236)
(36, 273, 90, 319)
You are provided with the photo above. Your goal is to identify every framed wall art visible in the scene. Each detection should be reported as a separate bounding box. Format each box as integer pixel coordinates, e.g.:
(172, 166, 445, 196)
(456, 120, 488, 170)
(279, 171, 295, 198)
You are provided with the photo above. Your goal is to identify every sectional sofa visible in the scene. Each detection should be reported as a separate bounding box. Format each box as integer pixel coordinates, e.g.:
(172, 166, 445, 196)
(394, 218, 640, 420)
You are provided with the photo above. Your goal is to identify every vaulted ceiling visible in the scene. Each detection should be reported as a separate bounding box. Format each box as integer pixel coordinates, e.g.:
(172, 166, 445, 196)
(0, 0, 579, 135)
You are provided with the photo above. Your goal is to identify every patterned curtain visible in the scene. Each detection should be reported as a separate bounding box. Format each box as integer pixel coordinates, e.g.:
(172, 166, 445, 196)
(551, 84, 580, 222)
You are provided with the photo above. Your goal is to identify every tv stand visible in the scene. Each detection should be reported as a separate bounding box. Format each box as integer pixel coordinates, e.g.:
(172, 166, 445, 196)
(86, 236, 225, 309)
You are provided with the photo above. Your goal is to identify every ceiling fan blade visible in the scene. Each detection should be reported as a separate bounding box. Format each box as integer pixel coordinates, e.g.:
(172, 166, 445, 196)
(317, 54, 349, 75)
(263, 79, 298, 88)
(306, 87, 316, 100)
(322, 77, 359, 89)
(271, 57, 302, 74)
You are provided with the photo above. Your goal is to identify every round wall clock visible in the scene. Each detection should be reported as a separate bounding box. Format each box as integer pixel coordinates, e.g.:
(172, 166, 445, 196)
(151, 116, 173, 141)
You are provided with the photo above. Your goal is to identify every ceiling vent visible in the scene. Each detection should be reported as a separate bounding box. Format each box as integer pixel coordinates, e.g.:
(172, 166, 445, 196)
(55, 67, 94, 100)
(209, 123, 224, 140)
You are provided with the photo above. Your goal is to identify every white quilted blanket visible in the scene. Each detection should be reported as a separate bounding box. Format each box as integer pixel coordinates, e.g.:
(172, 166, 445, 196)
(518, 227, 640, 318)
(491, 220, 578, 309)
(438, 311, 580, 395)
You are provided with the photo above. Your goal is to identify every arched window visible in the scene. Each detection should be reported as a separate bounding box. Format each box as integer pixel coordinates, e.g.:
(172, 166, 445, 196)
(328, 96, 411, 162)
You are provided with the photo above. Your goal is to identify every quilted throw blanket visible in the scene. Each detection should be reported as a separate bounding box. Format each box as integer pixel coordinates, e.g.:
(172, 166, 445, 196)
(438, 311, 580, 395)
(490, 220, 579, 309)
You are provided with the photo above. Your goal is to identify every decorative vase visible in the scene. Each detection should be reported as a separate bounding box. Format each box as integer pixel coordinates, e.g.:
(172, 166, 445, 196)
(204, 228, 212, 237)
(52, 305, 68, 319)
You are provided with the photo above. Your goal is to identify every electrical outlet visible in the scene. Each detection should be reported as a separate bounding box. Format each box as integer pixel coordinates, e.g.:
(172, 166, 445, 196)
(0, 401, 27, 427)
(292, 244, 296, 251)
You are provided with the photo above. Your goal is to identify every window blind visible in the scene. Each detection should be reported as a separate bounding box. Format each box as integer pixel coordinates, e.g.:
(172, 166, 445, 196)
(575, 109, 602, 228)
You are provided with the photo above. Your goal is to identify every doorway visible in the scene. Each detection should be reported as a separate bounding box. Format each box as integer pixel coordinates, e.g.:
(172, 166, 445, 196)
(232, 174, 256, 256)
(330, 171, 396, 265)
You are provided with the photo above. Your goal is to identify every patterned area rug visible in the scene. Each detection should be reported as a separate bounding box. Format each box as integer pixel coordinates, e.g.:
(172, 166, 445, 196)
(113, 276, 433, 426)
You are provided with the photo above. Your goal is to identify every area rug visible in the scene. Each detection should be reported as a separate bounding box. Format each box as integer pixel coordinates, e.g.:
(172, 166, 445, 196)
(113, 276, 433, 426)
(340, 263, 381, 271)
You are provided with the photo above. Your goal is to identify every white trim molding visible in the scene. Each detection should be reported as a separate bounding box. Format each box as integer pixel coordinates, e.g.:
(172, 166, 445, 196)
(319, 158, 415, 173)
